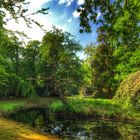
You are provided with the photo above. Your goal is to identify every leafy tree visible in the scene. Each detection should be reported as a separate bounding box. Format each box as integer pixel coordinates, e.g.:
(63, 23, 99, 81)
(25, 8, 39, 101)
(0, 0, 49, 98)
(113, 0, 140, 81)
(0, 55, 11, 97)
(78, 0, 140, 98)
(22, 40, 40, 85)
(39, 27, 83, 102)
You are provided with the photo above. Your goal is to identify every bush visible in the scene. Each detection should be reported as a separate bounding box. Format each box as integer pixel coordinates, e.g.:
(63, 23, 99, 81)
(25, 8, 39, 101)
(114, 71, 140, 110)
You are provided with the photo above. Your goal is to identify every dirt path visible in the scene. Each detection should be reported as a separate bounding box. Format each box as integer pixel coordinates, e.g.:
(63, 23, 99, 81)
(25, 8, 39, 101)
(0, 118, 60, 140)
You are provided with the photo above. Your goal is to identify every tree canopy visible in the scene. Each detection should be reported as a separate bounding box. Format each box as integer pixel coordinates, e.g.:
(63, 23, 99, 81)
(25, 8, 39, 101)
(0, 0, 139, 101)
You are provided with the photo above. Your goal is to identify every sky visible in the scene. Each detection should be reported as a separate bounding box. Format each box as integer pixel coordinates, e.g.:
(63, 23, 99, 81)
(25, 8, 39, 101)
(5, 0, 100, 47)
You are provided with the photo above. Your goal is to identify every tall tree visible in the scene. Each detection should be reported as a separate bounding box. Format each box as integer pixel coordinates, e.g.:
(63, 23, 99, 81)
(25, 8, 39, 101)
(39, 27, 83, 102)
(0, 0, 49, 98)
(23, 40, 40, 86)
(78, 0, 140, 97)
(93, 27, 115, 98)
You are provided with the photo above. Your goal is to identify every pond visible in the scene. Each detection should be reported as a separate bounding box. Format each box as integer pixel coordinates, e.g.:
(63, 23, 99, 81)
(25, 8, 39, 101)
(9, 108, 140, 140)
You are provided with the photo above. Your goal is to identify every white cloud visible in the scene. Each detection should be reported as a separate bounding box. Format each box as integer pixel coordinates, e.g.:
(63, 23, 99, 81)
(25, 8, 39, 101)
(67, 18, 72, 23)
(73, 10, 80, 18)
(59, 0, 65, 4)
(5, 14, 53, 42)
(60, 13, 66, 19)
(25, 0, 51, 12)
(4, 0, 54, 43)
(97, 12, 101, 19)
(4, 0, 77, 43)
(58, 0, 74, 7)
(77, 0, 84, 5)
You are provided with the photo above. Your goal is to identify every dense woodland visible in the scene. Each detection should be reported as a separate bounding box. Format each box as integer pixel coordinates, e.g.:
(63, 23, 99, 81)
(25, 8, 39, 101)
(0, 0, 139, 101)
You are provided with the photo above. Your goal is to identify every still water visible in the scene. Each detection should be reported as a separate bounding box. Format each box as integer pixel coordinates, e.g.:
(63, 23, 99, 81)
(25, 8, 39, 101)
(9, 108, 140, 140)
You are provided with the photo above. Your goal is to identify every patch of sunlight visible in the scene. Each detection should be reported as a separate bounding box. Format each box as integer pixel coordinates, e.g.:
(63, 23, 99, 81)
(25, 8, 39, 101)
(19, 133, 60, 140)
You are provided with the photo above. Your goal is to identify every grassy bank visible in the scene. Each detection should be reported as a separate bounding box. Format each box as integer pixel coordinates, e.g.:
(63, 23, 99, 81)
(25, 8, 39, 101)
(0, 97, 59, 114)
(0, 97, 140, 140)
(0, 97, 140, 123)
(0, 117, 60, 140)
(0, 98, 60, 140)
(50, 97, 140, 123)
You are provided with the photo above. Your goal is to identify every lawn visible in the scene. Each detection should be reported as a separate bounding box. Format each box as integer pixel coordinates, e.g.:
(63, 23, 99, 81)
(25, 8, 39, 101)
(50, 97, 140, 122)
(0, 97, 59, 113)
(0, 100, 25, 112)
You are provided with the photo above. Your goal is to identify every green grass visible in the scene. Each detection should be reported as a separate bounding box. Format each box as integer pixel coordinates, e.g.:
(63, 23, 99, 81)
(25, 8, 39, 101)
(50, 97, 140, 122)
(51, 97, 120, 112)
(0, 97, 140, 123)
(0, 97, 59, 113)
(0, 100, 25, 112)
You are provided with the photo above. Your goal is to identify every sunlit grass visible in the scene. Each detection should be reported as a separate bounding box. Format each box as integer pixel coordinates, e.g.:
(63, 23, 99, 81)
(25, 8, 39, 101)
(0, 118, 60, 140)
(50, 97, 121, 115)
(0, 97, 140, 123)
(50, 96, 140, 122)
(0, 100, 25, 112)
(0, 97, 59, 112)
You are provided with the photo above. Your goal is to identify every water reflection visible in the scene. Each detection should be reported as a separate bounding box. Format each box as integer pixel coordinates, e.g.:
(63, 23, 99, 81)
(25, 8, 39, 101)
(45, 121, 140, 140)
(46, 121, 122, 140)
(9, 108, 140, 140)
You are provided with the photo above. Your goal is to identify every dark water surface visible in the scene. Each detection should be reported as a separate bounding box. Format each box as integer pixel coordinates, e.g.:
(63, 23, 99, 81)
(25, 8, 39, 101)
(9, 108, 140, 140)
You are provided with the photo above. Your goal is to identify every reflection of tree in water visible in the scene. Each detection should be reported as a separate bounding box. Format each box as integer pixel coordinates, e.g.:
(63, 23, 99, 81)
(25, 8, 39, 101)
(9, 108, 48, 128)
(45, 121, 89, 139)
(117, 124, 140, 140)
(47, 121, 140, 140)
(10, 109, 140, 140)
(90, 121, 121, 140)
(46, 121, 121, 140)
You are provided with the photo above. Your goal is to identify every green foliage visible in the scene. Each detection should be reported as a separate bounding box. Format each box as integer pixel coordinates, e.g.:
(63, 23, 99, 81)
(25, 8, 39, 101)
(0, 66, 9, 96)
(114, 71, 140, 110)
(0, 0, 139, 107)
(79, 0, 140, 99)
(23, 40, 40, 79)
(114, 47, 140, 81)
(50, 101, 66, 112)
(0, 21, 83, 99)
(38, 27, 83, 97)
(34, 115, 45, 129)
(84, 37, 116, 98)
(17, 79, 37, 98)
